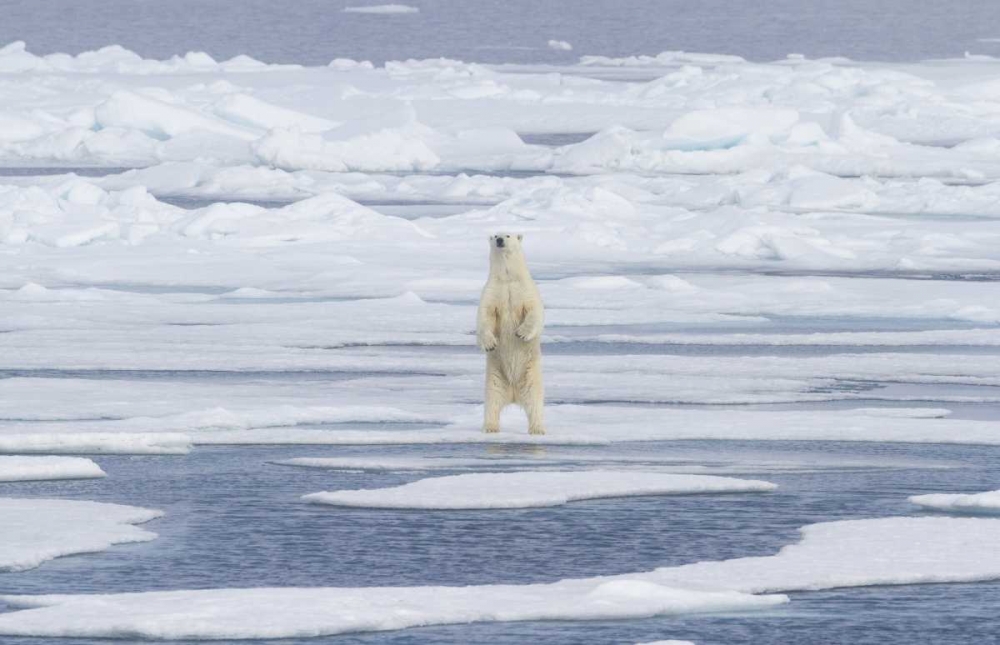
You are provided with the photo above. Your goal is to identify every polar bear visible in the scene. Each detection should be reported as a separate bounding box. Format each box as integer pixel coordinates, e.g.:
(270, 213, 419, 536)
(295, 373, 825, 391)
(476, 232, 545, 435)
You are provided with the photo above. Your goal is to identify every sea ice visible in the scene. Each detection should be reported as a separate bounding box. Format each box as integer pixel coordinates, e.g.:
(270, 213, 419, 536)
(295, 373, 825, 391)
(303, 471, 776, 509)
(648, 517, 1000, 593)
(0, 584, 782, 639)
(2, 517, 998, 639)
(910, 490, 1000, 514)
(0, 456, 105, 481)
(0, 498, 161, 572)
(0, 433, 191, 455)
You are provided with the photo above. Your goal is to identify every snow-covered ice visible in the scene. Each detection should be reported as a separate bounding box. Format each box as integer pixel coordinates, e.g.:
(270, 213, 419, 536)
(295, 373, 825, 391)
(0, 583, 781, 640)
(0, 456, 105, 481)
(0, 499, 162, 572)
(303, 471, 777, 509)
(910, 490, 1000, 515)
(0, 433, 191, 455)
(186, 407, 1000, 447)
(648, 517, 1000, 593)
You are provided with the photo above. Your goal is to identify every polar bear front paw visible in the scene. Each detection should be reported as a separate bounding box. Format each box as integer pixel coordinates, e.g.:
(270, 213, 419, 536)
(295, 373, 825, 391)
(483, 425, 500, 434)
(528, 426, 546, 436)
(515, 326, 538, 342)
(478, 332, 498, 352)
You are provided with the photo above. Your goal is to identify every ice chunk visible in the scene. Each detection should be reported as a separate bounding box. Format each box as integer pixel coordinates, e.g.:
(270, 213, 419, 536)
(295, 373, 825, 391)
(910, 490, 1000, 515)
(94, 91, 257, 141)
(303, 471, 776, 509)
(548, 40, 573, 51)
(0, 499, 161, 572)
(213, 94, 339, 134)
(0, 457, 105, 482)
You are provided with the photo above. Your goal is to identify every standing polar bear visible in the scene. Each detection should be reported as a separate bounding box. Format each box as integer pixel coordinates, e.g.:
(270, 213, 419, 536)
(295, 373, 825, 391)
(476, 233, 545, 435)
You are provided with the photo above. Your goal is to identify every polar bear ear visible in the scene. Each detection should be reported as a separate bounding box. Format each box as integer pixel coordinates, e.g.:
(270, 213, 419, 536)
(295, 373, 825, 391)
(517, 234, 523, 241)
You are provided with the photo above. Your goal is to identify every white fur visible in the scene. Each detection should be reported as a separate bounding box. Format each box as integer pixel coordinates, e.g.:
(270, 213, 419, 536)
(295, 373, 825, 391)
(476, 233, 545, 435)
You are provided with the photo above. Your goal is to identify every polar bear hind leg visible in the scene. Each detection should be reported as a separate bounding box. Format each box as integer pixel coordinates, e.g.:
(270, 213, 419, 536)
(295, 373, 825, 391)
(517, 359, 545, 435)
(483, 362, 511, 433)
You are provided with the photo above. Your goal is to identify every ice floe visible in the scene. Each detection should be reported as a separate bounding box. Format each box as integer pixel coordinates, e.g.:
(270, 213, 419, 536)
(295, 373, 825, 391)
(0, 456, 105, 481)
(0, 582, 779, 639)
(648, 517, 1000, 593)
(910, 490, 1000, 515)
(0, 498, 161, 572)
(303, 471, 777, 509)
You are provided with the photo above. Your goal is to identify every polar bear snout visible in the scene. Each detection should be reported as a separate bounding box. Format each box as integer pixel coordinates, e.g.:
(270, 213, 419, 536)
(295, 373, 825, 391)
(495, 237, 505, 248)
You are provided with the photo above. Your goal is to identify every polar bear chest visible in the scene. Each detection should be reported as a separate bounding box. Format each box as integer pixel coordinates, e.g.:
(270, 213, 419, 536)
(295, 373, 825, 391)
(490, 283, 530, 334)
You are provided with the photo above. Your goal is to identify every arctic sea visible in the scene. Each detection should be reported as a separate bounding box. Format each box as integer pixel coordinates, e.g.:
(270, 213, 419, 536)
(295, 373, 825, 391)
(1, 0, 1000, 65)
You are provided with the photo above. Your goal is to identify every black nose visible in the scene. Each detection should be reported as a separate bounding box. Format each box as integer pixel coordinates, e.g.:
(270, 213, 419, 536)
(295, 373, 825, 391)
(496, 238, 504, 248)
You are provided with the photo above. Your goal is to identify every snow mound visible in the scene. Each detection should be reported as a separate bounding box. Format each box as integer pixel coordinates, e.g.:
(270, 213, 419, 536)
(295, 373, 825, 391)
(0, 457, 105, 482)
(303, 471, 776, 509)
(910, 490, 1000, 515)
(0, 498, 162, 572)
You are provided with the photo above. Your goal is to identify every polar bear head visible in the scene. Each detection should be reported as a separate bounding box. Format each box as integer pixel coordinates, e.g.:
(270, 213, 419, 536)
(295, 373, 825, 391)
(489, 232, 523, 252)
(488, 232, 529, 276)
